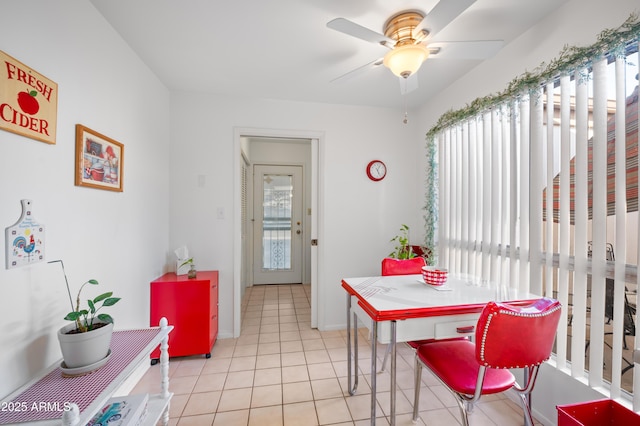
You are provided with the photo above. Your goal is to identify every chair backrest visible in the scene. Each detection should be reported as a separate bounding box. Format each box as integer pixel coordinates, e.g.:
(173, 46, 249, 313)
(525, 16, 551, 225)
(381, 257, 426, 276)
(475, 298, 562, 369)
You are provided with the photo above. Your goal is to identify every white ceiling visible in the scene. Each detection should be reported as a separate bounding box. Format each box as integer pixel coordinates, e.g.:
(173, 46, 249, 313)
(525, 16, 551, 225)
(90, 0, 568, 110)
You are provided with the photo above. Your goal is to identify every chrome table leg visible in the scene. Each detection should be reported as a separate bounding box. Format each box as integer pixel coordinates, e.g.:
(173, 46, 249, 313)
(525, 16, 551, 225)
(370, 322, 377, 425)
(346, 294, 358, 395)
(390, 320, 396, 426)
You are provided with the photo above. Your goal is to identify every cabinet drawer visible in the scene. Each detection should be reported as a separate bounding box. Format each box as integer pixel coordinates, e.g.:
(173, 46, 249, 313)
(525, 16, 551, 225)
(434, 319, 477, 339)
(351, 298, 480, 344)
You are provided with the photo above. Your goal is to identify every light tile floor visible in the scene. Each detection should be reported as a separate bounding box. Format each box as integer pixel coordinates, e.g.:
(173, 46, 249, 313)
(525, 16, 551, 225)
(132, 284, 540, 425)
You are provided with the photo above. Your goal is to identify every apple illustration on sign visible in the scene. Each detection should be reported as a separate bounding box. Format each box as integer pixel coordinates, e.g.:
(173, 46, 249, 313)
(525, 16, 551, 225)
(17, 89, 40, 115)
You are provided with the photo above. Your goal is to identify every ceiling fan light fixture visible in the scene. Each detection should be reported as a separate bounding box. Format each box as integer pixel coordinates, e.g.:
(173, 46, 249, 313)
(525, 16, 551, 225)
(383, 44, 429, 78)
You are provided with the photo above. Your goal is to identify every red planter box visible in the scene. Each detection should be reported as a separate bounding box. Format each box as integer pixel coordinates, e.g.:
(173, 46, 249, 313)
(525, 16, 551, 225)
(557, 399, 640, 425)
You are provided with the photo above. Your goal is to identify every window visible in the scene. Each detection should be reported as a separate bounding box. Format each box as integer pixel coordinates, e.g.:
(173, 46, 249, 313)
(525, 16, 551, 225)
(427, 28, 640, 403)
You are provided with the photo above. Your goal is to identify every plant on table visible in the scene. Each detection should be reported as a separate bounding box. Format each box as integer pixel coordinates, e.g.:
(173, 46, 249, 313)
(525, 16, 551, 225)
(64, 278, 121, 333)
(179, 257, 194, 268)
(180, 257, 197, 278)
(388, 224, 416, 259)
(50, 259, 121, 370)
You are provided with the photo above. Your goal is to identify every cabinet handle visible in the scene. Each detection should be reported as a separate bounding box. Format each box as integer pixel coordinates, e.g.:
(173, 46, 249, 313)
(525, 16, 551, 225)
(456, 326, 475, 334)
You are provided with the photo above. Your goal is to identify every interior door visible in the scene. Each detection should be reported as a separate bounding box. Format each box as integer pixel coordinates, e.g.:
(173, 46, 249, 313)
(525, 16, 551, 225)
(253, 165, 303, 284)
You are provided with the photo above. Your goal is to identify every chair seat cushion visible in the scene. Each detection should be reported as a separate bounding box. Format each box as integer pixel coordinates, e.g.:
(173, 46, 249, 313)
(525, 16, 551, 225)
(408, 339, 436, 349)
(416, 340, 515, 396)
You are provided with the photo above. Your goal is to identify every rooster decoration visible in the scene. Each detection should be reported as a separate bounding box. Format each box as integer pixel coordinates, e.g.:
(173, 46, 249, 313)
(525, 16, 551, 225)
(14, 234, 36, 256)
(5, 199, 45, 269)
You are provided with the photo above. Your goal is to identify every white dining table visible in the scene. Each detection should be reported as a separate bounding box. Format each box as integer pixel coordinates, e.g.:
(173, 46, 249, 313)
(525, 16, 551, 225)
(341, 273, 539, 426)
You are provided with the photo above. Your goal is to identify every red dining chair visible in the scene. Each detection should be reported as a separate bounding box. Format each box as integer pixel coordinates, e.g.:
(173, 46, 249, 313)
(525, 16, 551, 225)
(379, 257, 431, 372)
(381, 257, 426, 276)
(412, 298, 562, 426)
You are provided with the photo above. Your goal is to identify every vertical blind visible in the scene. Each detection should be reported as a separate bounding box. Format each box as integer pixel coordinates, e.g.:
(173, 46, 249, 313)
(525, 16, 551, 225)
(429, 38, 640, 407)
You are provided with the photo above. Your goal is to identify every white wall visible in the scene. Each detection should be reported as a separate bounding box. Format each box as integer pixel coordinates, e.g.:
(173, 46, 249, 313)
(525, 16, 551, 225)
(415, 0, 639, 423)
(0, 1, 171, 399)
(169, 94, 423, 333)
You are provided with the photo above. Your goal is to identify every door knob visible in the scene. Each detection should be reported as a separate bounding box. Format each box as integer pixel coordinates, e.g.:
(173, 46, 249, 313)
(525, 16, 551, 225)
(296, 230, 301, 234)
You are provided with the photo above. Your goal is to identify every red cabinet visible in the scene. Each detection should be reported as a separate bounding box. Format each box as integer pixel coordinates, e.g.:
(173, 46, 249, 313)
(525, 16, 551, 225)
(150, 271, 218, 361)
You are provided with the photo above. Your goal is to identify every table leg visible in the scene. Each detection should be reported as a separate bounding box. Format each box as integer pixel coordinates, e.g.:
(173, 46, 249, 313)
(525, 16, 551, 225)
(390, 320, 396, 426)
(370, 322, 378, 426)
(353, 310, 359, 392)
(160, 318, 171, 426)
(61, 404, 79, 426)
(346, 294, 358, 395)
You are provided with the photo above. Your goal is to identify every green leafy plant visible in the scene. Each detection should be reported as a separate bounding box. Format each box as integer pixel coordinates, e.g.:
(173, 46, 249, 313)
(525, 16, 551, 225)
(179, 258, 194, 268)
(388, 224, 416, 259)
(64, 279, 121, 333)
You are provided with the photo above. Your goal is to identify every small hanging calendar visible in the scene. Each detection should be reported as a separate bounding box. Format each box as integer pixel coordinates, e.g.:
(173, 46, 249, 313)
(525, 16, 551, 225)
(5, 199, 46, 269)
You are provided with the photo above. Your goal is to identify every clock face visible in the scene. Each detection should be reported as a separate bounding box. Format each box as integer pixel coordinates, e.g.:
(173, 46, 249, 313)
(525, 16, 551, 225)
(366, 160, 387, 181)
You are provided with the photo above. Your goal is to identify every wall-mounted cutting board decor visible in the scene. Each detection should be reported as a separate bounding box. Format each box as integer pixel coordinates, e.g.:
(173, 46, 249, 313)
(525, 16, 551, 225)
(5, 199, 46, 269)
(0, 50, 58, 145)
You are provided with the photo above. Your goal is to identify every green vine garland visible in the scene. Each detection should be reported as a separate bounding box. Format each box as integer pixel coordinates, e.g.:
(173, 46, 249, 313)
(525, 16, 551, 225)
(423, 135, 438, 265)
(426, 13, 640, 140)
(422, 12, 640, 265)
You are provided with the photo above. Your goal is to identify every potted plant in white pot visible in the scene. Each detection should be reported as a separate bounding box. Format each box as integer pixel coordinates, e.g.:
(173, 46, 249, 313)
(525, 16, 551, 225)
(57, 275, 121, 370)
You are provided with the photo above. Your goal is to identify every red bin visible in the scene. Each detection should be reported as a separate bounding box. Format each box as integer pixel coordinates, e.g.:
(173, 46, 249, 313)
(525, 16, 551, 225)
(557, 399, 640, 425)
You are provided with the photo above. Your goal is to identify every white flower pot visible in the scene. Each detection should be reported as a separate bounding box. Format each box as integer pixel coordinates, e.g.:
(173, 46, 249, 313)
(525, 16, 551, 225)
(57, 321, 113, 368)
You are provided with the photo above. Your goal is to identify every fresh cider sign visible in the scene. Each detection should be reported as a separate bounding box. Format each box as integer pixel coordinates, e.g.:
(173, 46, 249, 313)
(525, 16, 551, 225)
(0, 50, 57, 144)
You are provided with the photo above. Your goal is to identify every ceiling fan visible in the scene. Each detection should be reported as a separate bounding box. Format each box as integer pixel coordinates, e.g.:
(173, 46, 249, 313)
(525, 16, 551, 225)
(327, 0, 503, 93)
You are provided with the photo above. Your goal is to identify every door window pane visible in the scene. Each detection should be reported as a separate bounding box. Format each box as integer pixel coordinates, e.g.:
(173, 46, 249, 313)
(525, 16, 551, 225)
(262, 174, 293, 270)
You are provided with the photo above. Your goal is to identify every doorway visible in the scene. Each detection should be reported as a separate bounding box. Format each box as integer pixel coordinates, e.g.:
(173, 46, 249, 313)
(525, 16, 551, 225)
(233, 128, 323, 338)
(253, 164, 303, 284)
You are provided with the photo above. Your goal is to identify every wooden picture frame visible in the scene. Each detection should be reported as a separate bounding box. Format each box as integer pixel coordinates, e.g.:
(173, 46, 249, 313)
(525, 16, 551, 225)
(75, 125, 124, 192)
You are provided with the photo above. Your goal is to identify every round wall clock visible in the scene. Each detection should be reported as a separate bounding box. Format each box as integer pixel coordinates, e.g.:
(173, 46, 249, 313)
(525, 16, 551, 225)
(366, 160, 387, 181)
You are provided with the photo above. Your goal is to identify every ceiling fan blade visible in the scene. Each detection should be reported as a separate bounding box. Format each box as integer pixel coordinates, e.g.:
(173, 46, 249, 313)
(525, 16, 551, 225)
(428, 40, 504, 59)
(331, 58, 384, 84)
(399, 74, 418, 95)
(327, 18, 394, 46)
(415, 0, 477, 42)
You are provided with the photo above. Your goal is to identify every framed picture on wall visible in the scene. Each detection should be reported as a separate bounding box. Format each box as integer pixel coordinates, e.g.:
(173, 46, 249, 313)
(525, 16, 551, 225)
(0, 49, 58, 145)
(75, 124, 124, 192)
